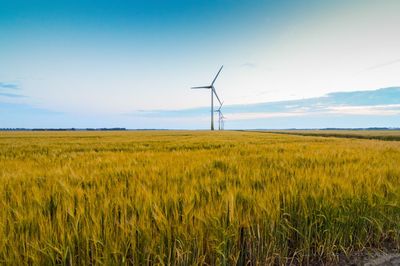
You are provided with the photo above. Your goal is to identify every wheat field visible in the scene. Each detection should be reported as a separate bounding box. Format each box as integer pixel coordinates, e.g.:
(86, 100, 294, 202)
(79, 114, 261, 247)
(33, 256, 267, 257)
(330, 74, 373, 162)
(265, 130, 400, 141)
(0, 131, 399, 265)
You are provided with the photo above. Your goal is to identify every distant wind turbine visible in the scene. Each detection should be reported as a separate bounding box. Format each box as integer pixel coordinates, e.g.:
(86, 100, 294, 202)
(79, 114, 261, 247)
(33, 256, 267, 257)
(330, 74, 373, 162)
(215, 102, 225, 130)
(191, 65, 223, 130)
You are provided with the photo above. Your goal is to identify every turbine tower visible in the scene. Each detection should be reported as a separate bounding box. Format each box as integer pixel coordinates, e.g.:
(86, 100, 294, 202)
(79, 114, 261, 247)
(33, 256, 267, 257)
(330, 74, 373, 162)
(191, 65, 223, 130)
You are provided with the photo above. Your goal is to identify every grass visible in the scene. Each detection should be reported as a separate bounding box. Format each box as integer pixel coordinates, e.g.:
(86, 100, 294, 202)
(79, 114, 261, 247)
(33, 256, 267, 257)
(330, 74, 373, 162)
(0, 131, 399, 265)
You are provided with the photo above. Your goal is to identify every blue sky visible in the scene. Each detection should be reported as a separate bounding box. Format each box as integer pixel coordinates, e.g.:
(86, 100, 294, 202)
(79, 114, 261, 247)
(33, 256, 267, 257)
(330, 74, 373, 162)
(1, 0, 400, 129)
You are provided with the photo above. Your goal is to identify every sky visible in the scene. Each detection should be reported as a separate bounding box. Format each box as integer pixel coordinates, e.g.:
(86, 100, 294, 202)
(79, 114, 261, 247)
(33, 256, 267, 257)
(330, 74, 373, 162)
(1, 0, 400, 129)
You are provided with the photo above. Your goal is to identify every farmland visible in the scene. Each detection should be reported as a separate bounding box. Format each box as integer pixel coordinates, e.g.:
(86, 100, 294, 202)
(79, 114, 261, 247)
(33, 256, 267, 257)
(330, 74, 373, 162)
(0, 131, 399, 265)
(264, 130, 400, 141)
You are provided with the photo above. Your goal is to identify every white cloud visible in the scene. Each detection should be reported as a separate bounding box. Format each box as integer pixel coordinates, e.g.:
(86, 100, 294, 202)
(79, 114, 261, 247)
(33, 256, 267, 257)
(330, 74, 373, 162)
(225, 112, 305, 121)
(226, 104, 400, 121)
(326, 104, 400, 116)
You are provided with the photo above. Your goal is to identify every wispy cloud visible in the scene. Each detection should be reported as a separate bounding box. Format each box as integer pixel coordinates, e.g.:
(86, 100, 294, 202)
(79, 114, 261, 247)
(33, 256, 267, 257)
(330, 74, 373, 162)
(0, 82, 19, 90)
(365, 59, 400, 71)
(225, 112, 304, 121)
(0, 82, 25, 98)
(326, 104, 400, 116)
(226, 104, 400, 121)
(135, 87, 400, 121)
(240, 62, 257, 68)
(0, 92, 26, 98)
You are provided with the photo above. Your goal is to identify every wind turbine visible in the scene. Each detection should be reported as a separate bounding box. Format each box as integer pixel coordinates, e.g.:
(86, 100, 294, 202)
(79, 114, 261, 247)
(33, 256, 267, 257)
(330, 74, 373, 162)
(191, 65, 223, 130)
(221, 113, 226, 130)
(215, 102, 224, 130)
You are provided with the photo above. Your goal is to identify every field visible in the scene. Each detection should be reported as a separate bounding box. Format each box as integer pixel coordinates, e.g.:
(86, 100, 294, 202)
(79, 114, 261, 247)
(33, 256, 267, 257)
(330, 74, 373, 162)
(0, 131, 399, 265)
(264, 130, 400, 141)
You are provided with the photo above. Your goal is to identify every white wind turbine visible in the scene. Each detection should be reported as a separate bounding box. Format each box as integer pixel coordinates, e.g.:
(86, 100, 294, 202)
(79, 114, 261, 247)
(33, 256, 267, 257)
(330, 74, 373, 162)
(191, 65, 223, 130)
(215, 102, 225, 130)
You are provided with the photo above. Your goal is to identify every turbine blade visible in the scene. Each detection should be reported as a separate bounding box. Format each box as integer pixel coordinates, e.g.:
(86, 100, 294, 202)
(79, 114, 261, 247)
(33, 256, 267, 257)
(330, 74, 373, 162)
(212, 87, 222, 105)
(216, 101, 223, 111)
(191, 86, 211, 89)
(211, 65, 223, 86)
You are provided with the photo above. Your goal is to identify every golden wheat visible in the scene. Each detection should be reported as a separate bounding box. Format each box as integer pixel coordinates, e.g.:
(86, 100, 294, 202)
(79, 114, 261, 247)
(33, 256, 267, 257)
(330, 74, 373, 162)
(0, 131, 399, 265)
